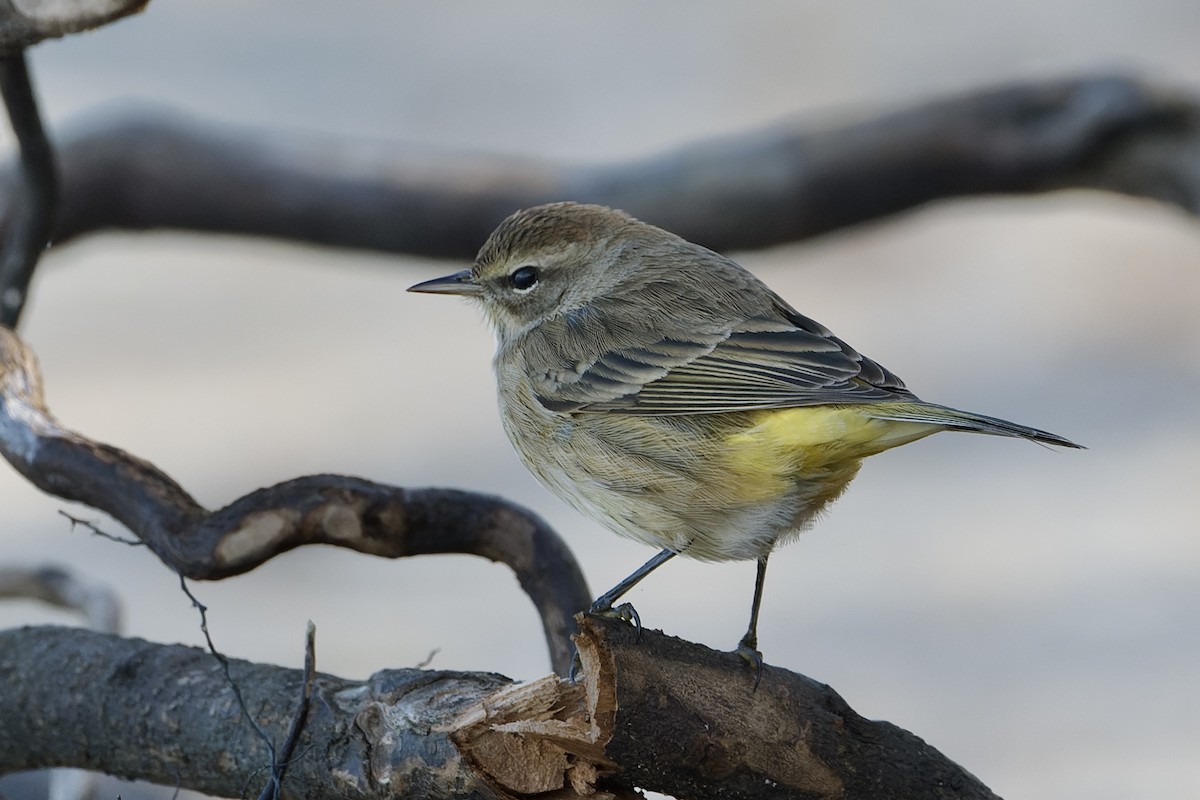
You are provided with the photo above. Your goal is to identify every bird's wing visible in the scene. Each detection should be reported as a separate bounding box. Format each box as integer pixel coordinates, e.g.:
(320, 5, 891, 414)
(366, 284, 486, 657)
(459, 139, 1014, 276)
(532, 306, 914, 415)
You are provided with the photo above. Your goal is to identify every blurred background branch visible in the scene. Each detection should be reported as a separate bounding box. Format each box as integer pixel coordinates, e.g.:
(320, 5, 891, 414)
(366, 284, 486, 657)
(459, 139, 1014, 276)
(0, 564, 120, 633)
(0, 52, 55, 327)
(0, 564, 120, 800)
(1, 73, 1194, 267)
(0, 0, 148, 54)
(2, 4, 1198, 799)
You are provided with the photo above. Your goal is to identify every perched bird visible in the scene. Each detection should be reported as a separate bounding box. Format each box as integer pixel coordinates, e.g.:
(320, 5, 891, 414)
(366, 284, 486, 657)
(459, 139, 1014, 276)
(409, 202, 1080, 681)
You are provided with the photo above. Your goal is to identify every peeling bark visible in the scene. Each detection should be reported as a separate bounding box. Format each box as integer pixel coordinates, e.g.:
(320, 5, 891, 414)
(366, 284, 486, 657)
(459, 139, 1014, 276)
(0, 619, 999, 800)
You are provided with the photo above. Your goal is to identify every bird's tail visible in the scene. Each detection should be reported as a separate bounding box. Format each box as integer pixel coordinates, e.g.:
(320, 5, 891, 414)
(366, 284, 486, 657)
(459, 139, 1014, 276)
(861, 402, 1083, 449)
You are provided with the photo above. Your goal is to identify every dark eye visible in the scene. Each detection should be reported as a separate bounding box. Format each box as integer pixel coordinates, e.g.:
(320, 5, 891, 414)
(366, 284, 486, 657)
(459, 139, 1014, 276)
(509, 266, 539, 291)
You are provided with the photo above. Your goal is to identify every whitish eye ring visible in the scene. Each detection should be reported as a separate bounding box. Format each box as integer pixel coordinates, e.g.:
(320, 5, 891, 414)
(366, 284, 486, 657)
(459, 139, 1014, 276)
(510, 265, 540, 292)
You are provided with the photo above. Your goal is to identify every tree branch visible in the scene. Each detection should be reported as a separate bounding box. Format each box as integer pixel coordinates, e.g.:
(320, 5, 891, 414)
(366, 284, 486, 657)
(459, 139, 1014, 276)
(0, 0, 149, 53)
(0, 325, 590, 676)
(0, 618, 998, 800)
(7, 73, 1196, 264)
(0, 564, 120, 633)
(0, 625, 511, 799)
(0, 564, 121, 800)
(0, 50, 56, 328)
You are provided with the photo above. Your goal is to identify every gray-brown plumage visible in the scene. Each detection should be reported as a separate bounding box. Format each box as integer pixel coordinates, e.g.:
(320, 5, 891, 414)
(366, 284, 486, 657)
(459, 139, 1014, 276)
(410, 202, 1081, 679)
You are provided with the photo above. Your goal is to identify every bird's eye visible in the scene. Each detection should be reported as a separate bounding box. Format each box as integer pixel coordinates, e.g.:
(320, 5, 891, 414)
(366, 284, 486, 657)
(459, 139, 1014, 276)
(509, 266, 540, 292)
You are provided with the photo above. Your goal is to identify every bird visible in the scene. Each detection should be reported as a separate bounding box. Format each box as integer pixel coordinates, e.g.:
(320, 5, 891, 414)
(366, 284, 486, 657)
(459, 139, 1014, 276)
(409, 201, 1081, 682)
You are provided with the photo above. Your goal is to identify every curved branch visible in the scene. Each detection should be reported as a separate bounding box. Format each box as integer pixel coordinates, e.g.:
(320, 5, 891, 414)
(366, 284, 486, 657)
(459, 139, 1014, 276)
(0, 0, 149, 53)
(0, 51, 56, 328)
(0, 619, 998, 800)
(5, 73, 1196, 265)
(0, 325, 590, 676)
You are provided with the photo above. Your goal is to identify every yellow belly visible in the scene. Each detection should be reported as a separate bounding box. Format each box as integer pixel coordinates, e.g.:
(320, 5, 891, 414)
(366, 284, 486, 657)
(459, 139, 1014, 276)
(504, 372, 941, 561)
(721, 406, 938, 511)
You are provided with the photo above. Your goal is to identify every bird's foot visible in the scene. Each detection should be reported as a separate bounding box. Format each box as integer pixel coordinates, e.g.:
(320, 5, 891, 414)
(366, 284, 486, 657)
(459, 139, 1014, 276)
(568, 601, 643, 682)
(588, 598, 643, 640)
(736, 635, 764, 691)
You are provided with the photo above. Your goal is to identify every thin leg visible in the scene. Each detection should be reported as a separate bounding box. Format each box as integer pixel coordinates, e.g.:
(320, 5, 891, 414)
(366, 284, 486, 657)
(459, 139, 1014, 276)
(571, 549, 677, 681)
(591, 548, 677, 614)
(737, 555, 769, 689)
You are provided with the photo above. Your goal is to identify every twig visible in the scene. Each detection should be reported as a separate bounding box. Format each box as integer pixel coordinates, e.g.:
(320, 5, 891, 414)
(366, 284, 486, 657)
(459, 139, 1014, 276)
(58, 510, 143, 547)
(257, 622, 317, 800)
(177, 575, 277, 771)
(415, 648, 441, 670)
(177, 568, 274, 743)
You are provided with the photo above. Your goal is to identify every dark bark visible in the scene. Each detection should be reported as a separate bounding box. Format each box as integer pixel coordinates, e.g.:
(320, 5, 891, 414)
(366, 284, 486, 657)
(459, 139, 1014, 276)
(0, 52, 56, 328)
(0, 626, 511, 800)
(7, 74, 1196, 265)
(0, 0, 149, 53)
(3, 53, 1172, 800)
(584, 618, 997, 799)
(0, 326, 590, 677)
(0, 618, 998, 800)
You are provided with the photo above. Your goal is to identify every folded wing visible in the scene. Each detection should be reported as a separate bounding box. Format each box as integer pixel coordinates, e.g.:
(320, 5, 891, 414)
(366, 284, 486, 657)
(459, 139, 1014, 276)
(534, 305, 916, 415)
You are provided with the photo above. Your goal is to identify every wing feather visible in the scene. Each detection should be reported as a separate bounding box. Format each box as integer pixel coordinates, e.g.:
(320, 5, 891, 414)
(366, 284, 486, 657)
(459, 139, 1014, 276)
(532, 307, 914, 415)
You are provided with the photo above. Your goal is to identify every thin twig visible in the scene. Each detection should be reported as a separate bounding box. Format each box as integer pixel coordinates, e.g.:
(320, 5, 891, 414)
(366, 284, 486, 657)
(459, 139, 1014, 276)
(257, 622, 317, 800)
(415, 648, 441, 669)
(58, 510, 143, 547)
(177, 575, 277, 771)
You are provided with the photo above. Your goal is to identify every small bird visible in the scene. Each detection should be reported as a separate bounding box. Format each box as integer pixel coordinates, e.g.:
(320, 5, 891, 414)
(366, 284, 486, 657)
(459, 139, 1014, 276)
(409, 202, 1080, 681)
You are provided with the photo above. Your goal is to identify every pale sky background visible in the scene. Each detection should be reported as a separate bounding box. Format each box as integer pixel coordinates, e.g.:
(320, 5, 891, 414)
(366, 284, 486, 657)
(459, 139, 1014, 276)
(1, 3, 1198, 799)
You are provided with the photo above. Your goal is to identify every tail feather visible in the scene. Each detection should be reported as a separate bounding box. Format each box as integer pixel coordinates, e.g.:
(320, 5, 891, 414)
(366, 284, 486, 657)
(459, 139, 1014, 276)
(862, 402, 1083, 449)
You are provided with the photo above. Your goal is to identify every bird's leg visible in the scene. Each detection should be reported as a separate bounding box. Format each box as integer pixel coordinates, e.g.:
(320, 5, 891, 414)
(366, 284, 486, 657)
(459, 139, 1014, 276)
(571, 548, 677, 681)
(589, 548, 677, 638)
(737, 555, 769, 689)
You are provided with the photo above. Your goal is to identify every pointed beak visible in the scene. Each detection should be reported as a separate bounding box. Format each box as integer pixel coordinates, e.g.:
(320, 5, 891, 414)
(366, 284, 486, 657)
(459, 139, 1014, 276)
(407, 269, 482, 297)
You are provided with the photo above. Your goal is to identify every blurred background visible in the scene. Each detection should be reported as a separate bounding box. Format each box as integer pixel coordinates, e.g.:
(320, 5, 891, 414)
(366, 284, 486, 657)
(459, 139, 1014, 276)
(1, 2, 1197, 798)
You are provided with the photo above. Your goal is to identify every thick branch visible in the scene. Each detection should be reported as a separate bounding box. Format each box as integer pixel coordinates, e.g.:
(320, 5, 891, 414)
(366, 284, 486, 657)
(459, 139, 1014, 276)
(6, 74, 1197, 262)
(0, 625, 512, 799)
(0, 0, 149, 53)
(0, 619, 998, 800)
(0, 564, 119, 800)
(0, 325, 589, 676)
(573, 617, 997, 799)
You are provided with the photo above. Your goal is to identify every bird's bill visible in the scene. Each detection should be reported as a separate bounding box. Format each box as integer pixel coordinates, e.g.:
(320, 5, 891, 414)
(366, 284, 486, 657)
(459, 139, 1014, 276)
(407, 269, 482, 296)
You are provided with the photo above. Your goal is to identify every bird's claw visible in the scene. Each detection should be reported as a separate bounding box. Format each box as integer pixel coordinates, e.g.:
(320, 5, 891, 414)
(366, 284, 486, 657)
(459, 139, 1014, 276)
(568, 602, 644, 682)
(588, 599, 643, 641)
(736, 637, 764, 691)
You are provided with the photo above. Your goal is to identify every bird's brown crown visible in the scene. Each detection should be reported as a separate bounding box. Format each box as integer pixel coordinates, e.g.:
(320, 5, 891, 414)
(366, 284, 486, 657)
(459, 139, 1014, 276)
(474, 202, 638, 275)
